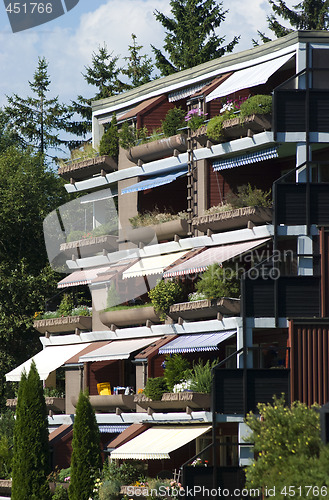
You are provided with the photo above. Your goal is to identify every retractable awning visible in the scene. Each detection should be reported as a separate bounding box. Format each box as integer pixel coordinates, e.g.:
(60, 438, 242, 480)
(79, 337, 162, 363)
(212, 147, 278, 171)
(206, 53, 294, 102)
(6, 343, 91, 381)
(99, 425, 129, 434)
(110, 425, 211, 460)
(158, 331, 236, 354)
(57, 266, 112, 288)
(121, 167, 188, 195)
(163, 238, 270, 277)
(122, 250, 190, 279)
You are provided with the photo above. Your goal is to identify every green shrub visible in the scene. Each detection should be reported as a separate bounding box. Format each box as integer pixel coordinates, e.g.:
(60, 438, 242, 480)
(144, 377, 168, 400)
(206, 114, 227, 142)
(163, 354, 191, 392)
(53, 485, 69, 500)
(195, 263, 240, 300)
(99, 114, 119, 159)
(98, 479, 121, 500)
(148, 279, 185, 320)
(161, 107, 186, 137)
(102, 460, 142, 485)
(225, 183, 272, 209)
(190, 359, 219, 393)
(119, 121, 137, 149)
(239, 94, 272, 118)
(58, 293, 74, 317)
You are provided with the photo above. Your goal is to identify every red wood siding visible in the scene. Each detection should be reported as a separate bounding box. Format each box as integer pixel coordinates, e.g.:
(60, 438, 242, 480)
(142, 101, 185, 134)
(87, 360, 123, 396)
(289, 320, 329, 405)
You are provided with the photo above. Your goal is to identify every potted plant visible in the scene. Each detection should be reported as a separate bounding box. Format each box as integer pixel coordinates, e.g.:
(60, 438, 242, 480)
(125, 209, 188, 243)
(148, 279, 186, 320)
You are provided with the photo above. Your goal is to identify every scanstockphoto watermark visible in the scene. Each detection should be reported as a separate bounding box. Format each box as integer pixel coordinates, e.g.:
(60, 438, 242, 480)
(125, 485, 261, 497)
(3, 0, 79, 33)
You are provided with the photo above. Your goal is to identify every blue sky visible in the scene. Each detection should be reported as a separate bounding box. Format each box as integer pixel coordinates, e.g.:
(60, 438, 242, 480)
(0, 0, 295, 111)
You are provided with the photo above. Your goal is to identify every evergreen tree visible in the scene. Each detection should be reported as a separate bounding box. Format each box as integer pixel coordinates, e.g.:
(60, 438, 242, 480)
(5, 57, 75, 156)
(152, 0, 240, 76)
(123, 33, 154, 87)
(11, 361, 51, 500)
(255, 0, 329, 44)
(71, 44, 128, 135)
(99, 114, 119, 160)
(69, 391, 102, 500)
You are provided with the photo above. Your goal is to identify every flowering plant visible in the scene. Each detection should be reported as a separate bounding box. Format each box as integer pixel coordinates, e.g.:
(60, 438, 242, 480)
(185, 108, 207, 131)
(190, 457, 208, 467)
(173, 380, 192, 393)
(219, 96, 248, 118)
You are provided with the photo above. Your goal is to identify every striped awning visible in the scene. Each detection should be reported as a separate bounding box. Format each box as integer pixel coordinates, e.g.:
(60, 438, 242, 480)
(99, 425, 129, 434)
(212, 147, 278, 171)
(57, 266, 112, 288)
(122, 250, 190, 279)
(121, 167, 187, 195)
(168, 83, 208, 102)
(158, 331, 236, 354)
(163, 238, 270, 277)
(110, 425, 211, 460)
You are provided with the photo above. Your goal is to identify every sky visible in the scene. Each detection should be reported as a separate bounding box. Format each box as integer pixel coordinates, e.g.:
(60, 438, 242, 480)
(0, 0, 296, 113)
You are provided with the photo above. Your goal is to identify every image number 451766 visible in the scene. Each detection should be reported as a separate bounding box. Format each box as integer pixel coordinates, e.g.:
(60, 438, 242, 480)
(3, 0, 80, 33)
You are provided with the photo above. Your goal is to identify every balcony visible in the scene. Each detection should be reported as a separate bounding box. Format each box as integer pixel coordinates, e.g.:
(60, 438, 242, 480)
(6, 397, 65, 413)
(124, 217, 189, 244)
(72, 394, 135, 413)
(33, 315, 92, 334)
(59, 234, 118, 257)
(192, 206, 272, 233)
(58, 155, 117, 182)
(99, 305, 161, 328)
(213, 368, 290, 414)
(168, 298, 240, 321)
(134, 392, 211, 412)
(126, 133, 187, 163)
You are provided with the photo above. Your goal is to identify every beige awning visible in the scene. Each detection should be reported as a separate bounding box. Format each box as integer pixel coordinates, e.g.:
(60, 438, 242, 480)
(122, 250, 189, 279)
(79, 337, 162, 362)
(6, 343, 91, 381)
(110, 425, 211, 460)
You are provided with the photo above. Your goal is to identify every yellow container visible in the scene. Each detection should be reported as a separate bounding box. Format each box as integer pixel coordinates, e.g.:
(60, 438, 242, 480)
(97, 382, 111, 395)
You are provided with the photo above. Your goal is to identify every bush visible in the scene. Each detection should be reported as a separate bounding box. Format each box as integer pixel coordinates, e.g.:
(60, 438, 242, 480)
(148, 279, 185, 320)
(163, 354, 190, 392)
(206, 114, 227, 142)
(225, 183, 272, 209)
(119, 121, 137, 149)
(102, 460, 142, 485)
(195, 263, 240, 300)
(144, 377, 168, 400)
(161, 107, 186, 137)
(239, 94, 272, 118)
(99, 114, 119, 159)
(189, 359, 219, 393)
(58, 293, 74, 317)
(98, 479, 121, 500)
(53, 485, 69, 500)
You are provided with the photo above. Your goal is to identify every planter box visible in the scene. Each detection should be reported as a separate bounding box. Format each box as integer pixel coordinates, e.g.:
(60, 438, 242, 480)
(191, 114, 272, 145)
(72, 394, 135, 412)
(6, 397, 65, 413)
(134, 392, 211, 411)
(169, 298, 240, 320)
(60, 234, 118, 257)
(33, 315, 92, 334)
(124, 218, 188, 244)
(126, 134, 187, 163)
(100, 306, 160, 328)
(58, 155, 117, 181)
(192, 206, 272, 233)
(0, 480, 11, 495)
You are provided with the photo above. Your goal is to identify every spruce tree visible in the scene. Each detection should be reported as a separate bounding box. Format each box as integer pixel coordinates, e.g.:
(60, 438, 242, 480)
(152, 0, 240, 76)
(71, 44, 128, 135)
(255, 0, 329, 44)
(11, 361, 51, 500)
(69, 391, 102, 500)
(5, 57, 75, 155)
(123, 33, 154, 87)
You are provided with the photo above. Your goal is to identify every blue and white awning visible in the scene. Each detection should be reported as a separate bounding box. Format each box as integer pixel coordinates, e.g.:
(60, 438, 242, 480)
(121, 167, 188, 194)
(99, 425, 129, 434)
(158, 331, 236, 354)
(212, 147, 278, 171)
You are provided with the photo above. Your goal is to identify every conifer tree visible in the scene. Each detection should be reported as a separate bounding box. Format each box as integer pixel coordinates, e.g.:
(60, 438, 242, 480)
(123, 33, 154, 87)
(11, 361, 51, 500)
(5, 57, 75, 155)
(71, 44, 128, 135)
(255, 0, 329, 44)
(69, 391, 102, 500)
(152, 0, 240, 76)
